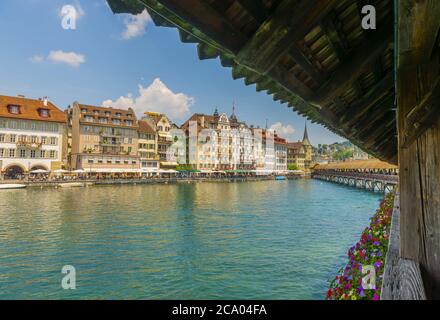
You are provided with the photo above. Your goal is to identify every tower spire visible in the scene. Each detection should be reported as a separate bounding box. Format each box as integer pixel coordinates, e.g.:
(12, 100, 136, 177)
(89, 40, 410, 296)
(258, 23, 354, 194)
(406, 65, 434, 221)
(230, 100, 238, 122)
(302, 121, 311, 146)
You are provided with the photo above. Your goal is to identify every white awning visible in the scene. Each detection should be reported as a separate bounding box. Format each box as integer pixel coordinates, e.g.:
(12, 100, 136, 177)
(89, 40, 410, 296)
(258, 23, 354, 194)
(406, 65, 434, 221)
(30, 169, 49, 174)
(158, 169, 178, 173)
(84, 168, 141, 173)
(53, 169, 69, 173)
(140, 168, 159, 173)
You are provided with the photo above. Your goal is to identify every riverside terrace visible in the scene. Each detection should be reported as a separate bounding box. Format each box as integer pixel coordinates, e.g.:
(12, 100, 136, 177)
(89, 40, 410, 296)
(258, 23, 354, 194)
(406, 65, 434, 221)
(0, 170, 303, 189)
(106, 0, 440, 299)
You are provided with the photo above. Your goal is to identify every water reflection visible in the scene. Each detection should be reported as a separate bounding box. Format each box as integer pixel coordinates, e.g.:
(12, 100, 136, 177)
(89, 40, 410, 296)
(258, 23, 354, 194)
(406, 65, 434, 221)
(0, 180, 381, 299)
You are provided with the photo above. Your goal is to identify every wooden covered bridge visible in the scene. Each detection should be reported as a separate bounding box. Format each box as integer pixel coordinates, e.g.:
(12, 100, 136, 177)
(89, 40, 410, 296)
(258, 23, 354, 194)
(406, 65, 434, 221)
(107, 0, 440, 299)
(313, 159, 398, 193)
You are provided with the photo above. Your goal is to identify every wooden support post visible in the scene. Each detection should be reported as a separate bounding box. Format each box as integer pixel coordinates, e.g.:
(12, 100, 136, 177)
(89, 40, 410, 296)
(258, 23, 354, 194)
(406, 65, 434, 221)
(397, 0, 440, 299)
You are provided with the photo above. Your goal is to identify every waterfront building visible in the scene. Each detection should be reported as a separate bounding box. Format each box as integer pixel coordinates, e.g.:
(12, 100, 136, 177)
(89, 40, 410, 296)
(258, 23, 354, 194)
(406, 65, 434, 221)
(260, 129, 276, 172)
(287, 142, 306, 170)
(67, 103, 140, 172)
(0, 95, 67, 178)
(274, 133, 287, 171)
(301, 124, 313, 170)
(181, 107, 256, 171)
(137, 120, 159, 172)
(181, 111, 224, 170)
(142, 112, 176, 169)
(229, 106, 254, 171)
(286, 124, 314, 171)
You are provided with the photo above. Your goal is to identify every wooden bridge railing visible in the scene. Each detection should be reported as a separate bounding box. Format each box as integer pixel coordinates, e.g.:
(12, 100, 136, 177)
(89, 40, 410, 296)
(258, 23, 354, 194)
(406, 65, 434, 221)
(381, 192, 427, 300)
(312, 170, 399, 183)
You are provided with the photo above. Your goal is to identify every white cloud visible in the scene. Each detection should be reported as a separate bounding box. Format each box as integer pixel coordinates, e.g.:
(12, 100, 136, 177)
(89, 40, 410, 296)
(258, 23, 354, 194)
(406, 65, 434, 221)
(47, 50, 86, 67)
(270, 122, 296, 139)
(30, 50, 86, 67)
(30, 55, 45, 63)
(103, 78, 194, 121)
(122, 9, 152, 39)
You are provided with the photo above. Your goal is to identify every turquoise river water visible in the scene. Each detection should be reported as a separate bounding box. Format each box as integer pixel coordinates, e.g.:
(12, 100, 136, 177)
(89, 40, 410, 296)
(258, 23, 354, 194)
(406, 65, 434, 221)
(0, 179, 382, 299)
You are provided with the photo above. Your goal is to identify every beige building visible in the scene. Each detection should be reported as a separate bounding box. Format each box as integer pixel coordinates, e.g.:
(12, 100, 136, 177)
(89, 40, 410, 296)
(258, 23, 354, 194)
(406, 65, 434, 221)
(0, 95, 67, 178)
(287, 142, 306, 170)
(137, 120, 159, 171)
(67, 103, 140, 172)
(142, 112, 176, 169)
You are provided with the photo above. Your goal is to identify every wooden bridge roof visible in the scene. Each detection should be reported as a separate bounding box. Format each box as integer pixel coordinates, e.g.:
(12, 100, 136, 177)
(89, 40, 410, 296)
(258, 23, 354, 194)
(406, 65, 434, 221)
(107, 0, 397, 163)
(314, 159, 398, 170)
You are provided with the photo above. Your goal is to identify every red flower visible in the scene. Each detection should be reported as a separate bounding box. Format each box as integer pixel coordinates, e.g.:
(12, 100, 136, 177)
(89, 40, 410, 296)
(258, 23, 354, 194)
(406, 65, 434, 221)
(327, 289, 332, 299)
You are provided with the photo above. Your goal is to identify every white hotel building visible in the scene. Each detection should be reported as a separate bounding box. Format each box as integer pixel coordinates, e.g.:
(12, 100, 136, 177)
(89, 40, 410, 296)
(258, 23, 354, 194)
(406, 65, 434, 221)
(0, 95, 67, 179)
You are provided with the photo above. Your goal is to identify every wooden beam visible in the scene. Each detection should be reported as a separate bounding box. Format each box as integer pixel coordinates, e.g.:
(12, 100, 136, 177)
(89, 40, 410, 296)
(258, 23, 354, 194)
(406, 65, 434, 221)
(142, 0, 247, 52)
(236, 0, 338, 74)
(288, 46, 324, 85)
(267, 64, 314, 98)
(340, 73, 394, 126)
(402, 77, 440, 147)
(237, 0, 325, 87)
(398, 0, 440, 67)
(320, 11, 347, 61)
(236, 0, 267, 23)
(310, 18, 394, 106)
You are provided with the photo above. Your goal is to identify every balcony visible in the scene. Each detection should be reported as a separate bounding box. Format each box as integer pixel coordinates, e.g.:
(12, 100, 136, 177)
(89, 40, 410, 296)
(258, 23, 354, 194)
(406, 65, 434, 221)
(16, 141, 43, 150)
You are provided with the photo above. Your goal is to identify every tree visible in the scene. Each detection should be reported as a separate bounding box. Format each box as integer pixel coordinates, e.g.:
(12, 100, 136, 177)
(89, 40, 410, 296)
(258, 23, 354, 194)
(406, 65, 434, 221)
(288, 164, 299, 171)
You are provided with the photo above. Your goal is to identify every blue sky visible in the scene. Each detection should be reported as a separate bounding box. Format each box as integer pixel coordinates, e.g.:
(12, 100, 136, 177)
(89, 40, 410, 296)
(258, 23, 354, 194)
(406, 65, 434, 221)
(0, 0, 345, 145)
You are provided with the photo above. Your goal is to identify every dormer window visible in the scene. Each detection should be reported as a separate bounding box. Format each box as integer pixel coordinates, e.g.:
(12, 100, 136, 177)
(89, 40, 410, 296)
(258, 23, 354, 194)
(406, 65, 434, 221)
(127, 114, 132, 118)
(8, 105, 21, 114)
(116, 112, 122, 117)
(105, 111, 111, 116)
(81, 109, 87, 113)
(38, 108, 50, 118)
(93, 110, 100, 115)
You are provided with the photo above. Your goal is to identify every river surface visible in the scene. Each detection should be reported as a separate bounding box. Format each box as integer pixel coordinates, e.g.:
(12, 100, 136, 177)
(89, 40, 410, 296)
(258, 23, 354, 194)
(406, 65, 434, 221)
(0, 179, 382, 299)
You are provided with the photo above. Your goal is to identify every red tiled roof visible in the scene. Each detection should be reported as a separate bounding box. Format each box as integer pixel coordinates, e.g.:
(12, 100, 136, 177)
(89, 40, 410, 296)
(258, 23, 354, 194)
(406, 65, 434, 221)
(0, 95, 66, 123)
(138, 119, 156, 134)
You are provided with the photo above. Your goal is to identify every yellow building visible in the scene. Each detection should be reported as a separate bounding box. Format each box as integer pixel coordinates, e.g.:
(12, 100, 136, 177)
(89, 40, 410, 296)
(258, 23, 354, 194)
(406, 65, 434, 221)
(287, 124, 313, 171)
(137, 120, 159, 172)
(142, 112, 176, 169)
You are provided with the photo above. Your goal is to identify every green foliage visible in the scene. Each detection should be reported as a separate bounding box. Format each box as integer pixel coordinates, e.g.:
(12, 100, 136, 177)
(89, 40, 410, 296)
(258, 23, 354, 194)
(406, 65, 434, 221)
(332, 149, 354, 161)
(288, 164, 299, 171)
(176, 164, 193, 171)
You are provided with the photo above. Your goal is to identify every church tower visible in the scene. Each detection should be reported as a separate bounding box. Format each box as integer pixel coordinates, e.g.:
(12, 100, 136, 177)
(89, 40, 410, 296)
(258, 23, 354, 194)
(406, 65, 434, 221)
(302, 122, 313, 170)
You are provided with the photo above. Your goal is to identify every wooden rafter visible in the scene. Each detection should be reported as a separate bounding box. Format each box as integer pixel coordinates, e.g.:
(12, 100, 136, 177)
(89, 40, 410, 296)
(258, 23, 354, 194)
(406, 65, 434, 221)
(236, 0, 338, 74)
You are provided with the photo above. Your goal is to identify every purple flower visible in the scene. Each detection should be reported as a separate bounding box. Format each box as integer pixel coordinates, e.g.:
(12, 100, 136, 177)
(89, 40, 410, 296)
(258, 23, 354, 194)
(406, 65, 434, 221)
(373, 241, 380, 246)
(374, 261, 382, 268)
